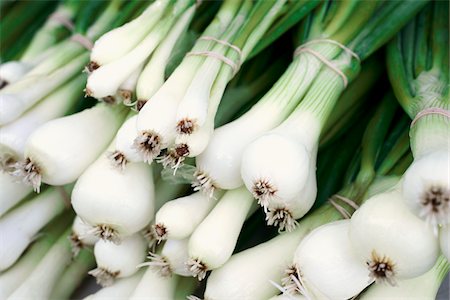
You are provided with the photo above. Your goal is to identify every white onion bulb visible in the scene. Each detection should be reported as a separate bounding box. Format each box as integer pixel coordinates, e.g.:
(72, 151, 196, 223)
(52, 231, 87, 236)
(349, 187, 440, 285)
(89, 234, 147, 287)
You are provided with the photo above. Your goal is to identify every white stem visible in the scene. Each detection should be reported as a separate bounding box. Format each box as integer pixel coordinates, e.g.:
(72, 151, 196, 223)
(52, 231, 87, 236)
(7, 229, 72, 300)
(154, 190, 224, 241)
(402, 150, 450, 226)
(90, 234, 147, 287)
(205, 230, 303, 300)
(188, 186, 256, 279)
(85, 270, 144, 300)
(0, 53, 88, 125)
(349, 185, 440, 284)
(292, 220, 370, 299)
(20, 103, 126, 190)
(0, 172, 32, 217)
(0, 74, 85, 162)
(90, 0, 169, 67)
(135, 2, 238, 162)
(86, 3, 189, 99)
(136, 6, 196, 101)
(117, 62, 145, 104)
(111, 113, 142, 168)
(144, 238, 191, 277)
(360, 256, 449, 300)
(129, 267, 178, 299)
(0, 232, 55, 298)
(0, 187, 67, 271)
(0, 61, 33, 87)
(193, 58, 315, 193)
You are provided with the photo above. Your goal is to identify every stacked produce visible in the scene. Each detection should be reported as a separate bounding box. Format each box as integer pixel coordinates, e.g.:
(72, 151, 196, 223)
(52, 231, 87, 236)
(0, 0, 448, 299)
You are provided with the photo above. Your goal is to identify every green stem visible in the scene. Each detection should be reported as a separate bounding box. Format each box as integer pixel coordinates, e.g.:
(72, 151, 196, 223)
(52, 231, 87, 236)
(49, 249, 95, 300)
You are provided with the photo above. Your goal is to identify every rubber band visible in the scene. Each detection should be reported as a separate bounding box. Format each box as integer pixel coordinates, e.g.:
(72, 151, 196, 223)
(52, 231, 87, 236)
(329, 198, 352, 219)
(186, 51, 239, 75)
(70, 33, 93, 50)
(186, 36, 242, 75)
(329, 194, 359, 219)
(49, 11, 75, 31)
(293, 39, 360, 88)
(199, 36, 243, 59)
(411, 107, 450, 127)
(302, 39, 360, 62)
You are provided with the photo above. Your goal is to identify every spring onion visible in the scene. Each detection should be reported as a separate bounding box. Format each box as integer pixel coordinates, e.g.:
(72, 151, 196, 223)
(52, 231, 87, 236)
(349, 185, 439, 285)
(72, 139, 155, 243)
(69, 216, 99, 257)
(129, 267, 178, 300)
(361, 255, 449, 300)
(108, 113, 141, 170)
(0, 216, 66, 298)
(0, 53, 88, 125)
(8, 227, 73, 300)
(135, 3, 196, 103)
(140, 237, 191, 278)
(0, 171, 32, 217)
(49, 248, 95, 300)
(0, 186, 69, 271)
(89, 0, 169, 69)
(153, 190, 224, 242)
(387, 2, 449, 227)
(14, 103, 126, 192)
(0, 74, 85, 170)
(89, 233, 147, 287)
(134, 0, 241, 162)
(292, 220, 369, 299)
(187, 186, 256, 280)
(86, 1, 195, 100)
(84, 270, 144, 300)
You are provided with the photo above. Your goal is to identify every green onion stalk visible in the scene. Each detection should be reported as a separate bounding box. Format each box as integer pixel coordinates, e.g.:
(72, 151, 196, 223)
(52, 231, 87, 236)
(167, 0, 319, 167)
(202, 95, 412, 300)
(49, 248, 95, 300)
(0, 0, 135, 126)
(387, 1, 449, 228)
(0, 212, 71, 299)
(0, 1, 56, 61)
(0, 0, 83, 89)
(238, 0, 428, 231)
(85, 0, 198, 101)
(134, 0, 318, 169)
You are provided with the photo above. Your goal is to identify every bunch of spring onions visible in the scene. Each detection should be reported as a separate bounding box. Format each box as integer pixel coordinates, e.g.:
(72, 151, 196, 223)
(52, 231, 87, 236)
(1, 0, 449, 299)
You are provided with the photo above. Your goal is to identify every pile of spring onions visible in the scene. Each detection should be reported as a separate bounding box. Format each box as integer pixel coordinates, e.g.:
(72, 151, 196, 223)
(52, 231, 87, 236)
(1, 0, 449, 299)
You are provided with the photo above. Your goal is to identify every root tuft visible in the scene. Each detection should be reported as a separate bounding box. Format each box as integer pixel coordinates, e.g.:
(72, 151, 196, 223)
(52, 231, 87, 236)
(367, 250, 397, 286)
(192, 169, 217, 199)
(69, 232, 85, 258)
(176, 118, 196, 135)
(187, 258, 208, 281)
(152, 223, 168, 243)
(252, 179, 277, 210)
(266, 207, 298, 232)
(420, 185, 449, 227)
(138, 252, 172, 277)
(133, 131, 162, 163)
(107, 151, 128, 171)
(88, 267, 120, 287)
(90, 225, 121, 244)
(11, 158, 42, 192)
(86, 61, 100, 73)
(157, 144, 189, 174)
